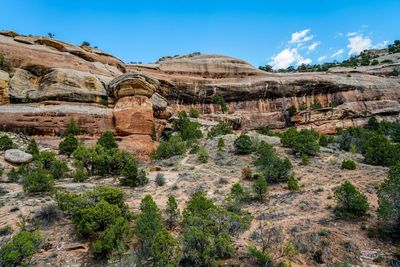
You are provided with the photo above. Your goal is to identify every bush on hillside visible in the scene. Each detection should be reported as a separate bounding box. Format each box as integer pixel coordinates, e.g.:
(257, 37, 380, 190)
(97, 131, 118, 149)
(23, 168, 54, 193)
(341, 159, 356, 170)
(0, 135, 15, 151)
(255, 142, 292, 184)
(234, 134, 254, 154)
(281, 128, 320, 156)
(152, 135, 187, 160)
(172, 111, 202, 141)
(189, 107, 200, 118)
(377, 163, 400, 234)
(63, 119, 80, 136)
(26, 139, 39, 157)
(207, 122, 233, 138)
(334, 181, 369, 219)
(198, 147, 209, 163)
(0, 229, 42, 266)
(59, 135, 79, 157)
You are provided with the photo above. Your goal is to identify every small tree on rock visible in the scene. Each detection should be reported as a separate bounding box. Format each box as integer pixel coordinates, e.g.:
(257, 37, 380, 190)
(97, 131, 118, 150)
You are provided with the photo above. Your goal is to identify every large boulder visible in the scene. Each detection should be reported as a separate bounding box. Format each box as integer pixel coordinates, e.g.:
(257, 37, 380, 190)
(113, 96, 154, 136)
(5, 149, 33, 164)
(109, 72, 159, 99)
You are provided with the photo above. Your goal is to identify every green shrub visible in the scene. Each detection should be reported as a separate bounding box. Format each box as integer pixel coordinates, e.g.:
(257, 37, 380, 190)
(287, 105, 297, 117)
(341, 159, 356, 170)
(181, 190, 250, 266)
(377, 163, 400, 234)
(155, 173, 166, 186)
(172, 111, 202, 141)
(151, 228, 181, 267)
(226, 183, 248, 212)
(207, 122, 233, 138)
(26, 139, 39, 157)
(299, 102, 308, 110)
(23, 168, 54, 193)
(97, 131, 118, 149)
(334, 181, 369, 219)
(213, 94, 228, 113)
(189, 107, 200, 118)
(371, 59, 379, 66)
(92, 216, 131, 258)
(255, 142, 292, 184)
(0, 230, 42, 266)
(287, 174, 300, 192)
(166, 195, 180, 229)
(253, 176, 268, 202)
(63, 119, 80, 136)
(135, 195, 164, 255)
(281, 128, 320, 156)
(248, 246, 271, 267)
(234, 134, 254, 154)
(217, 137, 225, 151)
(319, 134, 334, 147)
(73, 163, 89, 182)
(300, 154, 309, 165)
(59, 135, 78, 157)
(312, 99, 322, 110)
(198, 147, 209, 163)
(56, 185, 131, 258)
(364, 134, 400, 166)
(35, 150, 57, 169)
(73, 145, 133, 177)
(50, 160, 69, 179)
(120, 158, 138, 186)
(0, 135, 15, 151)
(152, 135, 187, 160)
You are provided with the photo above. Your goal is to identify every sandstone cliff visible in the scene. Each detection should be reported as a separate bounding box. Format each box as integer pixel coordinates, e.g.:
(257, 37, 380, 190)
(0, 31, 399, 158)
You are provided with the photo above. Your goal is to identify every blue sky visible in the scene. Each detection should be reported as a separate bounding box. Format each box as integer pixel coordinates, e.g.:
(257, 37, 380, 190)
(1, 0, 399, 69)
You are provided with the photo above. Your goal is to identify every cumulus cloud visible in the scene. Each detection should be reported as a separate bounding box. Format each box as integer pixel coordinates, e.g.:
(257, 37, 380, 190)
(318, 56, 326, 62)
(374, 40, 389, 49)
(270, 48, 311, 69)
(308, 42, 320, 51)
(347, 34, 372, 55)
(289, 29, 314, 44)
(331, 49, 344, 58)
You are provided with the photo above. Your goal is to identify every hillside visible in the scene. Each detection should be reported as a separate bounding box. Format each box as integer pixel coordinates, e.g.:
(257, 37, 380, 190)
(0, 31, 400, 267)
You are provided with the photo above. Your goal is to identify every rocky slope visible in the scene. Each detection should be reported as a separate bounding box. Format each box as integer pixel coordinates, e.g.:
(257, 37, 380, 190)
(0, 31, 400, 157)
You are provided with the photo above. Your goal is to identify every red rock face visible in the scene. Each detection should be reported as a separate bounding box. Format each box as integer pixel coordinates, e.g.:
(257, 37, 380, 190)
(0, 101, 114, 135)
(113, 96, 154, 136)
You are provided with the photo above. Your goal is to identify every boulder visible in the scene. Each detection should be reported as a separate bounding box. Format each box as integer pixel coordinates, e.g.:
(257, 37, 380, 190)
(113, 96, 154, 136)
(109, 72, 159, 99)
(5, 149, 33, 164)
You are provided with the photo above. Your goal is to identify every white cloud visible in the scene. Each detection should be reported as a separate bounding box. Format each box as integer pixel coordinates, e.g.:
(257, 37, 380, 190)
(331, 49, 344, 58)
(347, 32, 358, 37)
(318, 56, 327, 62)
(270, 48, 312, 69)
(289, 29, 314, 44)
(347, 34, 372, 55)
(308, 42, 320, 51)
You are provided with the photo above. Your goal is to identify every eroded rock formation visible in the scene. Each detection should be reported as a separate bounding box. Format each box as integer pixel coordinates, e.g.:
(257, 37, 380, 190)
(0, 31, 399, 159)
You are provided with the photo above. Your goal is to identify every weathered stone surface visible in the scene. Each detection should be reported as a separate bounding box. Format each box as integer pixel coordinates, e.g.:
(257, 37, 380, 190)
(113, 96, 154, 136)
(0, 34, 124, 77)
(0, 71, 9, 104)
(109, 72, 159, 99)
(4, 149, 33, 164)
(9, 68, 109, 103)
(118, 135, 157, 162)
(0, 101, 113, 135)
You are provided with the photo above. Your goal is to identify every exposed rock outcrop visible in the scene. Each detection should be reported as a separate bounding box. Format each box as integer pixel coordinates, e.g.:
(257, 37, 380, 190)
(4, 149, 33, 164)
(0, 31, 399, 158)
